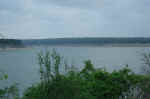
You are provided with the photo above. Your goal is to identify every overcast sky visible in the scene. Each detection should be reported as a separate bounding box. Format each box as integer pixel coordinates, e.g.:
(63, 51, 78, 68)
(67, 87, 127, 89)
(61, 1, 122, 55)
(0, 0, 150, 39)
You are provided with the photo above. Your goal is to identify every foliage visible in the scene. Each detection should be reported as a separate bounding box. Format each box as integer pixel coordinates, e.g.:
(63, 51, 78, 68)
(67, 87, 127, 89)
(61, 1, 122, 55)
(0, 39, 24, 48)
(22, 50, 148, 99)
(23, 37, 150, 46)
(0, 72, 8, 80)
(0, 72, 20, 99)
(139, 52, 150, 99)
(141, 52, 150, 74)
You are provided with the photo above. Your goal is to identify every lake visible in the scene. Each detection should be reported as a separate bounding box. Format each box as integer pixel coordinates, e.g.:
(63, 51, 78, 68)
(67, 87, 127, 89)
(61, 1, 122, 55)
(0, 46, 150, 93)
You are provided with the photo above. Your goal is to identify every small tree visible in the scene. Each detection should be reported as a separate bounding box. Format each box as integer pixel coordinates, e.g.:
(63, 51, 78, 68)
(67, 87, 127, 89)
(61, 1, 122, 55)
(141, 52, 150, 74)
(38, 49, 64, 82)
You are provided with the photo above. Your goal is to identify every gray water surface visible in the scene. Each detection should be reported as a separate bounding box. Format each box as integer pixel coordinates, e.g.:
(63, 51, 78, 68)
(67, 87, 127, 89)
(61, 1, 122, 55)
(0, 46, 149, 93)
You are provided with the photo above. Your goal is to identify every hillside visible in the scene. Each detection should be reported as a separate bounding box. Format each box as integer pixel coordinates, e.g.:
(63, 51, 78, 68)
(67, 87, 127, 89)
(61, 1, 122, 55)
(0, 39, 24, 48)
(23, 37, 150, 46)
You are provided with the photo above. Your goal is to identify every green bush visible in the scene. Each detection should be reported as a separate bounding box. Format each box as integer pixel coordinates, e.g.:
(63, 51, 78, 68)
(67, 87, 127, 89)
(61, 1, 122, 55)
(22, 50, 148, 99)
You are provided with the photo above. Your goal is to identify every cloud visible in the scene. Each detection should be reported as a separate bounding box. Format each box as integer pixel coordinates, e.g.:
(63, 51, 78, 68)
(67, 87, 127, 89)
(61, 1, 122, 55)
(0, 0, 150, 38)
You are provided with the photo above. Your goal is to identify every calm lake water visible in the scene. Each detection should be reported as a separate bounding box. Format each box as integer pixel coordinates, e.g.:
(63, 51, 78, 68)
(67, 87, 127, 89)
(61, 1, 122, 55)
(0, 46, 150, 93)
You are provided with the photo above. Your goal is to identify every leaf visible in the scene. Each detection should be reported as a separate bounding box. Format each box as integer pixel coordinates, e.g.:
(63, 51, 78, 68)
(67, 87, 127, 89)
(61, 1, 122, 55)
(4, 74, 8, 80)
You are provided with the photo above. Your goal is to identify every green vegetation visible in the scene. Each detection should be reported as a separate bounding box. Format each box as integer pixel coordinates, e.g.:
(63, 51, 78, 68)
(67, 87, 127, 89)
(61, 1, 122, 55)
(0, 72, 19, 99)
(22, 50, 150, 99)
(0, 39, 24, 48)
(23, 37, 150, 46)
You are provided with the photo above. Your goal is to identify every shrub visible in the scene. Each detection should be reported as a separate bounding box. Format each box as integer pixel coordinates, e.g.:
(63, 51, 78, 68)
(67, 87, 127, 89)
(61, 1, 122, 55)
(23, 50, 147, 99)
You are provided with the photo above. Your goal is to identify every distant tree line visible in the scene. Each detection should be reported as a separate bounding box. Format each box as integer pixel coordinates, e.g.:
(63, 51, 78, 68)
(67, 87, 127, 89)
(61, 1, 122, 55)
(0, 39, 24, 48)
(23, 37, 150, 46)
